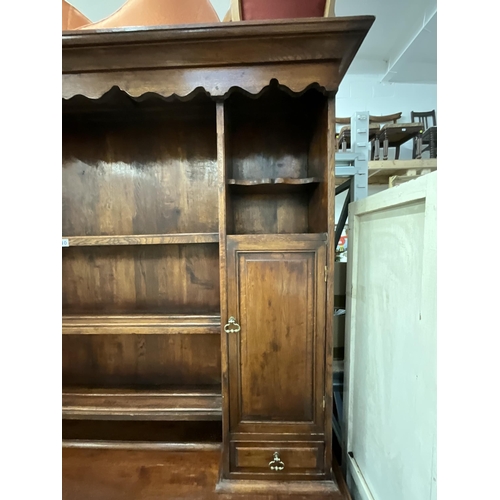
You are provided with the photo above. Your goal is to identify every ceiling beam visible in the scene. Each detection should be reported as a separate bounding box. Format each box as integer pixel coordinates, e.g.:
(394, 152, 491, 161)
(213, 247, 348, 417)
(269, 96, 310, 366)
(382, 5, 437, 83)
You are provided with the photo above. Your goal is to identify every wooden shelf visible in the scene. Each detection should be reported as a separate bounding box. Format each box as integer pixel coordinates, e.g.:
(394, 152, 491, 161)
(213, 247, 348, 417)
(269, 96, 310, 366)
(368, 159, 437, 184)
(335, 159, 437, 186)
(62, 440, 221, 451)
(228, 233, 328, 242)
(228, 177, 321, 195)
(62, 387, 222, 421)
(62, 233, 219, 247)
(62, 314, 221, 335)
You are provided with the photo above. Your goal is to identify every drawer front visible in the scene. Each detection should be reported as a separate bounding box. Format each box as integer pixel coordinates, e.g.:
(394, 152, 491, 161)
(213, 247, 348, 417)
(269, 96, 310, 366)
(230, 441, 324, 475)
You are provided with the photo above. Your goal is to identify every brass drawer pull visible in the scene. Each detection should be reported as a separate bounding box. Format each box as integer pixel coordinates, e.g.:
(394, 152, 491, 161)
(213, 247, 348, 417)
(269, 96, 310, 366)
(269, 452, 285, 471)
(224, 316, 241, 333)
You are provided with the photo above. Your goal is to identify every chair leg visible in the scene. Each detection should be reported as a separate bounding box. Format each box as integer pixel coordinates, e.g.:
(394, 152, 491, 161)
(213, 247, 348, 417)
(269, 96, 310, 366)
(430, 130, 436, 158)
(416, 135, 422, 159)
(374, 137, 380, 160)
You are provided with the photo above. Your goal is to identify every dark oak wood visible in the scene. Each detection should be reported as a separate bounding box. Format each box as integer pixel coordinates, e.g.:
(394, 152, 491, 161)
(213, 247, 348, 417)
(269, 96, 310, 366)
(62, 420, 222, 443)
(62, 440, 222, 451)
(226, 86, 326, 181)
(63, 446, 345, 499)
(230, 192, 310, 234)
(225, 86, 329, 235)
(227, 233, 328, 244)
(63, 97, 218, 237)
(63, 233, 219, 246)
(62, 447, 222, 500)
(216, 478, 340, 496)
(62, 334, 221, 387)
(225, 236, 328, 479)
(228, 177, 321, 186)
(62, 16, 374, 497)
(63, 17, 375, 100)
(325, 96, 337, 476)
(230, 441, 324, 477)
(228, 179, 322, 199)
(216, 101, 232, 480)
(62, 314, 221, 335)
(62, 387, 222, 420)
(308, 99, 329, 233)
(63, 244, 220, 315)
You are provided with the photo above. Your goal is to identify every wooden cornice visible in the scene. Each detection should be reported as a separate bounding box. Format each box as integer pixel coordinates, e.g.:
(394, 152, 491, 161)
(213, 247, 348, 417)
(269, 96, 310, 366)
(62, 16, 375, 100)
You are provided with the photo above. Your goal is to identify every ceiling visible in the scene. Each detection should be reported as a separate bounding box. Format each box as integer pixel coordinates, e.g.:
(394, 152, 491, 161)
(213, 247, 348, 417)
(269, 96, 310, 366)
(69, 0, 437, 84)
(336, 0, 437, 83)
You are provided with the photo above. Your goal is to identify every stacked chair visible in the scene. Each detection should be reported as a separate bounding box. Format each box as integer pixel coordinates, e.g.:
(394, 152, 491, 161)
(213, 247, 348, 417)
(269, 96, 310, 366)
(336, 112, 429, 160)
(411, 110, 437, 158)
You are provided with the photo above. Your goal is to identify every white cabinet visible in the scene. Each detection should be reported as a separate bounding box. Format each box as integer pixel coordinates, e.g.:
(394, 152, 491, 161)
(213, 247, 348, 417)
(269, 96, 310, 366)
(344, 173, 436, 500)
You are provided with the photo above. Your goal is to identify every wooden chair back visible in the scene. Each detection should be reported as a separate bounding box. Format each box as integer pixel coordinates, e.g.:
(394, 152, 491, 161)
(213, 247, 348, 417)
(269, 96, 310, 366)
(411, 110, 436, 130)
(336, 117, 351, 125)
(369, 112, 402, 125)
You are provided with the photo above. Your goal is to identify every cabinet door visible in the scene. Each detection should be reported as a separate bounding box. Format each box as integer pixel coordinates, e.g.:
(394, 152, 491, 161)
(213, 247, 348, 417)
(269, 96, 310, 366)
(226, 235, 327, 437)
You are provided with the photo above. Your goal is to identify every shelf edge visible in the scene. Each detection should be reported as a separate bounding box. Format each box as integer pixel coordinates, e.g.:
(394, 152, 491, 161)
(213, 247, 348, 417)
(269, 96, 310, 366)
(62, 233, 219, 247)
(62, 314, 221, 335)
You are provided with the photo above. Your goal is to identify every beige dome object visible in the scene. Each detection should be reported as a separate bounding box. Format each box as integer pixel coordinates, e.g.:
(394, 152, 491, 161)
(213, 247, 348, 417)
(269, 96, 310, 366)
(79, 0, 220, 30)
(62, 0, 91, 30)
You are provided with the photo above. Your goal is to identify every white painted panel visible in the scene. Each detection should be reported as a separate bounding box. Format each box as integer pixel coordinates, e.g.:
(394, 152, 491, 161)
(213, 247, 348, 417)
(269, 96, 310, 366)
(344, 173, 436, 500)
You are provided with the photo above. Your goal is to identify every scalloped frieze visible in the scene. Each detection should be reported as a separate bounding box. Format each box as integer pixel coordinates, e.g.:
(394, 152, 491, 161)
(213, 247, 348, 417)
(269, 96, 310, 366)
(62, 62, 339, 101)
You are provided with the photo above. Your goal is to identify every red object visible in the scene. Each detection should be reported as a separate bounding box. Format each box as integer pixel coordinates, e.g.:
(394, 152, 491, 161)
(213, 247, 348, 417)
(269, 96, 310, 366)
(241, 0, 326, 20)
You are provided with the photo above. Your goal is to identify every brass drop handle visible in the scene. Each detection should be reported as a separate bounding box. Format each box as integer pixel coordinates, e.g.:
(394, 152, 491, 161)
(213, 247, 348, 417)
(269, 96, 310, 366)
(269, 452, 285, 471)
(224, 316, 241, 333)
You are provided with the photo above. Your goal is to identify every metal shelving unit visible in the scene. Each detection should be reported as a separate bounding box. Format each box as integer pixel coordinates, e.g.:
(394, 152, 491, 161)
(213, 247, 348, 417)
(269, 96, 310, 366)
(334, 111, 370, 249)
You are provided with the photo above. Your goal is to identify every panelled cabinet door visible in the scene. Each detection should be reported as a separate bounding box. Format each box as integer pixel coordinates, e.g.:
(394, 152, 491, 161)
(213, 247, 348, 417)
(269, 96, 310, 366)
(226, 235, 327, 437)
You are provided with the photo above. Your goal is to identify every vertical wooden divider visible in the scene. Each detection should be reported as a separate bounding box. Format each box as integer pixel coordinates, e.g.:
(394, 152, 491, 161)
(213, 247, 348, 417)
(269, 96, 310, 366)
(325, 95, 336, 478)
(216, 100, 229, 477)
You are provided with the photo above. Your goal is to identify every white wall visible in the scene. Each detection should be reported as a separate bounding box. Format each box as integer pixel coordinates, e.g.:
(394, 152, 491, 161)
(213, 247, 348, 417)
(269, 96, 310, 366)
(336, 74, 437, 159)
(210, 0, 230, 19)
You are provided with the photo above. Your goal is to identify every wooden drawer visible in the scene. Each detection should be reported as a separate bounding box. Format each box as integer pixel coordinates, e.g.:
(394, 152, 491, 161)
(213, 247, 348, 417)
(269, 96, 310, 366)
(230, 441, 324, 475)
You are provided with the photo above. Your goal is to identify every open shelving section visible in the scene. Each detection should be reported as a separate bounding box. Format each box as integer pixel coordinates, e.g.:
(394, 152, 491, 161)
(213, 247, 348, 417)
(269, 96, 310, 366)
(63, 233, 219, 247)
(228, 177, 321, 195)
(62, 314, 221, 335)
(62, 16, 377, 495)
(62, 91, 222, 436)
(224, 84, 329, 236)
(62, 387, 222, 421)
